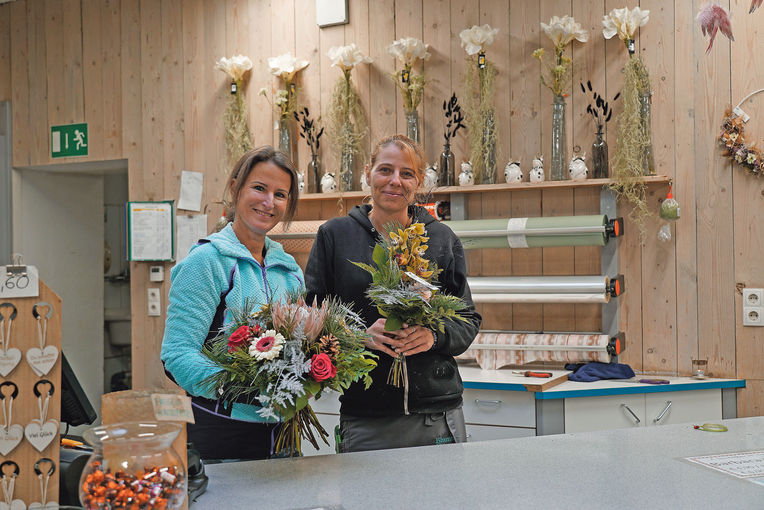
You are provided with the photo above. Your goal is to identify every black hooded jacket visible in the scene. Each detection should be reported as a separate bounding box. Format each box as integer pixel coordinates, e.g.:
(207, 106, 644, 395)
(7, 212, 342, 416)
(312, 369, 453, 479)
(305, 204, 481, 417)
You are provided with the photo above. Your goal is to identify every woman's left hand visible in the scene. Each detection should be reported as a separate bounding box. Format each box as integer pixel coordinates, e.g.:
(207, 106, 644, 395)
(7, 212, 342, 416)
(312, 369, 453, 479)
(395, 323, 435, 356)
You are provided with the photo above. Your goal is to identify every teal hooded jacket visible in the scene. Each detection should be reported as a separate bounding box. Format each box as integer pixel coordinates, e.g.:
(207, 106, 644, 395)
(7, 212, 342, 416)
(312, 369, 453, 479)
(161, 223, 304, 421)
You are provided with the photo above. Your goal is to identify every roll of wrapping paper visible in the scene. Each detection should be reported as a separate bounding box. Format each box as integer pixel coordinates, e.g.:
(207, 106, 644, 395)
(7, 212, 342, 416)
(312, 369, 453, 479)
(471, 293, 609, 304)
(269, 220, 327, 253)
(459, 333, 615, 370)
(467, 275, 612, 294)
(442, 215, 609, 249)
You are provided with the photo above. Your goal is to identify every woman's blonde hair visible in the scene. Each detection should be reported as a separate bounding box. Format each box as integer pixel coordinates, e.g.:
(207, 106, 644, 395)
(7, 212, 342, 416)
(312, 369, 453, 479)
(369, 134, 426, 184)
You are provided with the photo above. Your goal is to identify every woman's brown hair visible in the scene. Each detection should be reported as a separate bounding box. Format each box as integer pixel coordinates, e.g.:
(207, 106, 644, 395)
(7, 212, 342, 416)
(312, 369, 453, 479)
(223, 146, 299, 227)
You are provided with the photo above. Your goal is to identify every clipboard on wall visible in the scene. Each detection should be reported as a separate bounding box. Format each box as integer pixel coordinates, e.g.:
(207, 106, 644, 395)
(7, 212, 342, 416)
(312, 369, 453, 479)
(126, 201, 175, 261)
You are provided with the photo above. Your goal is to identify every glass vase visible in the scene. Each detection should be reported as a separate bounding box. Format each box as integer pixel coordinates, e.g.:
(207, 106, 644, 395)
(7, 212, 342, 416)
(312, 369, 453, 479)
(340, 145, 354, 192)
(481, 110, 497, 184)
(439, 142, 455, 187)
(308, 155, 320, 194)
(591, 126, 608, 179)
(278, 116, 292, 161)
(406, 110, 420, 144)
(79, 421, 187, 509)
(550, 94, 567, 181)
(639, 91, 656, 175)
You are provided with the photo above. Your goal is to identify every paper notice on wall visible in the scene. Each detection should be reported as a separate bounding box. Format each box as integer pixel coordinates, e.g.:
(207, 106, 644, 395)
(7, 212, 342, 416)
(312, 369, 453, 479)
(176, 214, 208, 263)
(177, 170, 203, 211)
(127, 202, 174, 261)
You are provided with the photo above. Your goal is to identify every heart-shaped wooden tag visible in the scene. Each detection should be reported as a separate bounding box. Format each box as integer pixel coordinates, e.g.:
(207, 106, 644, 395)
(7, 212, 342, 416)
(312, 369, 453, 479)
(26, 345, 59, 377)
(25, 420, 58, 452)
(0, 424, 23, 456)
(0, 348, 21, 377)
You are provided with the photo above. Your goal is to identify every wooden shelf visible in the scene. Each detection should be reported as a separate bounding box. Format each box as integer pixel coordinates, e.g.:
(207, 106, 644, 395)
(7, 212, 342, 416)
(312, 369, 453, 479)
(298, 175, 671, 201)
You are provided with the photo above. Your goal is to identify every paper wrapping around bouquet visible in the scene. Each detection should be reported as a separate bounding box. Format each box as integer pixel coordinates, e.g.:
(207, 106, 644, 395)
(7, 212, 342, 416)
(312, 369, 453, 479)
(460, 333, 612, 370)
(269, 220, 327, 253)
(442, 215, 609, 249)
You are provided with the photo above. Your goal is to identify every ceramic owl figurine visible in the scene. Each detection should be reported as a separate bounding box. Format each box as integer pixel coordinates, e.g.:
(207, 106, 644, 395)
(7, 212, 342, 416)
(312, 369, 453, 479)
(297, 172, 305, 193)
(360, 171, 370, 193)
(424, 163, 439, 189)
(568, 152, 589, 181)
(320, 173, 337, 193)
(529, 156, 545, 183)
(504, 161, 523, 183)
(458, 161, 474, 186)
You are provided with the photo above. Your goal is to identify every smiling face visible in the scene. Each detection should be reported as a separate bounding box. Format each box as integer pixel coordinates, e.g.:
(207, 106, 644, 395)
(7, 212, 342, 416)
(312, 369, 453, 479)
(365, 144, 421, 220)
(232, 161, 291, 242)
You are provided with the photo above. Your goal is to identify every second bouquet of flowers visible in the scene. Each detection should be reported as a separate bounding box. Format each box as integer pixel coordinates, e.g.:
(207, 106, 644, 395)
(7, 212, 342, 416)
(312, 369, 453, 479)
(353, 222, 469, 387)
(201, 293, 377, 456)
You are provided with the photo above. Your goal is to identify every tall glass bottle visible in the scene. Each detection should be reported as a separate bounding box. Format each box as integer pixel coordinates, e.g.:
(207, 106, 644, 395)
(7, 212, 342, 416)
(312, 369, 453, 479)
(550, 94, 567, 180)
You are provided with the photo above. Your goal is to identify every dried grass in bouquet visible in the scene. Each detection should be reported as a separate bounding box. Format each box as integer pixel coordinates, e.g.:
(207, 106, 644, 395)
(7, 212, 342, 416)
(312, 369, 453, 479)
(215, 55, 254, 167)
(201, 293, 377, 456)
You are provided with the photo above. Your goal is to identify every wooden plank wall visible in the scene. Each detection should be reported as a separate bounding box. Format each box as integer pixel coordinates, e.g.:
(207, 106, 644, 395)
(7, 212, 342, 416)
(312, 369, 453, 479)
(2, 0, 762, 416)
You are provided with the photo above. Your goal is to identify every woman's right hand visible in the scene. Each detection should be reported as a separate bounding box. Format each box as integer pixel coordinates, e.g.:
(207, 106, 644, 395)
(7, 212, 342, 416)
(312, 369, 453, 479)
(365, 318, 405, 358)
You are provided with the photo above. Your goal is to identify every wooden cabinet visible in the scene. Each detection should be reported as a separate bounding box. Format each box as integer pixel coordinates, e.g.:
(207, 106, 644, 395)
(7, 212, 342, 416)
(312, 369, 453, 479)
(563, 389, 722, 433)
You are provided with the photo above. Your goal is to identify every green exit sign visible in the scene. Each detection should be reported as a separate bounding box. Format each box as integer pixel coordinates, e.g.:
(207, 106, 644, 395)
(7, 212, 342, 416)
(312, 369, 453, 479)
(51, 123, 88, 158)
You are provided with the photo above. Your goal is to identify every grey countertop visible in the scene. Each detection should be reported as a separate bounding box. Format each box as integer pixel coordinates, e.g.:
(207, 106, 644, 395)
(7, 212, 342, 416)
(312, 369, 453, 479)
(198, 416, 764, 510)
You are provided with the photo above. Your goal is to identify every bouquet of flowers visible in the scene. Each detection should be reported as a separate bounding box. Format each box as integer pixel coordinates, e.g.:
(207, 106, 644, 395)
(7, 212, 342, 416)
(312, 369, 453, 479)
(201, 293, 377, 456)
(214, 54, 254, 167)
(353, 222, 469, 387)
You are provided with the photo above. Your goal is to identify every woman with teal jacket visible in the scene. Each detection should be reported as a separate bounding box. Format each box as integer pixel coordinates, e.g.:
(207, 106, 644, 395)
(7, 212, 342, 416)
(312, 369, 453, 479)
(161, 146, 303, 460)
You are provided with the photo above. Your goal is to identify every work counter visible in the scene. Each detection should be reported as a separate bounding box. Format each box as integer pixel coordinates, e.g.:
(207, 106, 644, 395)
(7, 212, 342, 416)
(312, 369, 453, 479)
(199, 416, 763, 509)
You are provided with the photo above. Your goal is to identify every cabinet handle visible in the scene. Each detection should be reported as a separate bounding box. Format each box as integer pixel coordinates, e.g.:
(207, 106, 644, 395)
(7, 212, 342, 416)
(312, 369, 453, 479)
(474, 399, 502, 407)
(621, 403, 641, 424)
(653, 401, 672, 423)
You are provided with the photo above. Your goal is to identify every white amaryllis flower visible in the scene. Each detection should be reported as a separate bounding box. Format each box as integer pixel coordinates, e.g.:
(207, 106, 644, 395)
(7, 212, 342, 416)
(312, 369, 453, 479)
(541, 15, 589, 49)
(248, 329, 285, 361)
(267, 52, 309, 81)
(387, 37, 430, 66)
(602, 7, 649, 42)
(459, 24, 499, 55)
(214, 54, 253, 82)
(328, 43, 373, 72)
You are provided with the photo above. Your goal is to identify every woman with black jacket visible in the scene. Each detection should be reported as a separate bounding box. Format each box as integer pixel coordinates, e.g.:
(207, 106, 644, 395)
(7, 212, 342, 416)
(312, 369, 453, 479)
(305, 134, 481, 452)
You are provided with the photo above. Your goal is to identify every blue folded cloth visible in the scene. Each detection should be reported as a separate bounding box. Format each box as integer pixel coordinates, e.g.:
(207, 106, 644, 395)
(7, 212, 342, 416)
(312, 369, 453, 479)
(565, 362, 635, 382)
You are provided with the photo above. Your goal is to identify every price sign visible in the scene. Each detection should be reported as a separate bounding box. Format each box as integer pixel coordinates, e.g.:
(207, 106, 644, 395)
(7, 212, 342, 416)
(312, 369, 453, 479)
(0, 265, 40, 298)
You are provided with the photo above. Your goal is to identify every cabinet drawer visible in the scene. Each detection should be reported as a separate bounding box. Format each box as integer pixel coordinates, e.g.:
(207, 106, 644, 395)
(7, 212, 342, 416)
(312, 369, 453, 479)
(645, 389, 721, 426)
(467, 424, 535, 442)
(564, 394, 644, 433)
(462, 388, 535, 427)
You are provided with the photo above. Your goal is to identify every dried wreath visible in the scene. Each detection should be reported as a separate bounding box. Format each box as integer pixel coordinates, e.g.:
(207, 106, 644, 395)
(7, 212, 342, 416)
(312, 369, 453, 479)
(718, 89, 764, 177)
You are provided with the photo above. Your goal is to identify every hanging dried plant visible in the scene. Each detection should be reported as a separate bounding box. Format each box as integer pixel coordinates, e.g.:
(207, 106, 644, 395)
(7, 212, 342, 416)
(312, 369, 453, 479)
(460, 24, 500, 184)
(215, 55, 254, 167)
(603, 7, 654, 237)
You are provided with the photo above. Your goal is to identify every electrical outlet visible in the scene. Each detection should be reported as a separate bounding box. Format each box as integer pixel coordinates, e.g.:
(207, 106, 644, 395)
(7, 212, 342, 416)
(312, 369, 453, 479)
(147, 288, 161, 316)
(743, 306, 763, 327)
(743, 288, 763, 307)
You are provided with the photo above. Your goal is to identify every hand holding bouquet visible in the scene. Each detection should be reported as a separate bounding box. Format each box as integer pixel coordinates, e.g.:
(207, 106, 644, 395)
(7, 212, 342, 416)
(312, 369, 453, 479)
(202, 293, 376, 456)
(353, 222, 469, 387)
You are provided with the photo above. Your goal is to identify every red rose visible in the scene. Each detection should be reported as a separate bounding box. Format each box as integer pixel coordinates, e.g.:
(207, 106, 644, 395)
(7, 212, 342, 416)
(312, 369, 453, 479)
(310, 353, 337, 382)
(227, 325, 252, 352)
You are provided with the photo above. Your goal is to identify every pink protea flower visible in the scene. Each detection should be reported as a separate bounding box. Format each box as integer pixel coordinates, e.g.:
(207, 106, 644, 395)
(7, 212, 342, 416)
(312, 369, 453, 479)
(697, 3, 734, 54)
(271, 296, 327, 342)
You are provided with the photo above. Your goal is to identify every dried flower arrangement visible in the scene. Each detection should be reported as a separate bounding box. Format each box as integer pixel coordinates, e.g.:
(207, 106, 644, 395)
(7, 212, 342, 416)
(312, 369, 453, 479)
(294, 107, 324, 193)
(719, 108, 763, 177)
(603, 6, 654, 236)
(533, 16, 589, 97)
(460, 24, 500, 184)
(443, 93, 465, 145)
(215, 55, 254, 167)
(326, 44, 372, 191)
(388, 37, 430, 115)
(580, 81, 619, 130)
